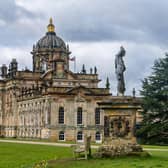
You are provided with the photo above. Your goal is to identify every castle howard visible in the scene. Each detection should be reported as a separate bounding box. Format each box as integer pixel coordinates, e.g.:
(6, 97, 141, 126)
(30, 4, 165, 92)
(0, 19, 140, 143)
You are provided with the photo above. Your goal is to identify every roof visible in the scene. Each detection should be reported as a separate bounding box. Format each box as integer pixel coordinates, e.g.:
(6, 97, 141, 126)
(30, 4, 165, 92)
(35, 18, 66, 50)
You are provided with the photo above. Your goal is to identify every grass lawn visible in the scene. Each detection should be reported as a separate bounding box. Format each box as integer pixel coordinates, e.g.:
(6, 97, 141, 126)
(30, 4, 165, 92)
(49, 151, 168, 168)
(0, 142, 71, 168)
(0, 142, 168, 168)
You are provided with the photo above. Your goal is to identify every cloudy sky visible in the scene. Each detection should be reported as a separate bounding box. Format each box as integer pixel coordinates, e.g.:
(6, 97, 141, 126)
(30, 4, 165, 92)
(0, 0, 167, 95)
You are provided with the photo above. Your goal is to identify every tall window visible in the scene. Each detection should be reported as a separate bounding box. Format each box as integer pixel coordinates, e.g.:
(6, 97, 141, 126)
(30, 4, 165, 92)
(77, 107, 82, 125)
(59, 131, 65, 140)
(95, 108, 100, 125)
(77, 131, 83, 141)
(95, 132, 101, 141)
(58, 107, 64, 124)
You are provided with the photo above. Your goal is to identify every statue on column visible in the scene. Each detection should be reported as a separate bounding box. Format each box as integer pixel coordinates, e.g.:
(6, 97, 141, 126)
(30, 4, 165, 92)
(115, 46, 126, 96)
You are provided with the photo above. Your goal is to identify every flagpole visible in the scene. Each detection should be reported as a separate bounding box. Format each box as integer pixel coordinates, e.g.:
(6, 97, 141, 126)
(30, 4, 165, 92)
(69, 56, 76, 72)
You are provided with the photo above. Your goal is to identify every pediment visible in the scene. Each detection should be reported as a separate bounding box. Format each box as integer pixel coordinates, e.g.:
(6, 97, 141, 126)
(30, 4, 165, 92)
(67, 86, 92, 102)
(66, 85, 94, 95)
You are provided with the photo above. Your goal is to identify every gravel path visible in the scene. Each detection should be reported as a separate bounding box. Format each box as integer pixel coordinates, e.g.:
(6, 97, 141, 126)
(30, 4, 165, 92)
(0, 139, 98, 149)
(0, 139, 168, 151)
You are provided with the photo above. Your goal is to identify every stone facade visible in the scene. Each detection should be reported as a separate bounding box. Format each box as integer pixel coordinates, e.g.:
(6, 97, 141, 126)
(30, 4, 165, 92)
(0, 19, 141, 143)
(98, 97, 141, 141)
(95, 97, 143, 158)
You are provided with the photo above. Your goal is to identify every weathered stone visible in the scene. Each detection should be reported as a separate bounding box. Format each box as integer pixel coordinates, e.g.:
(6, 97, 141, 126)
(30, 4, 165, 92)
(0, 19, 142, 145)
(94, 142, 143, 158)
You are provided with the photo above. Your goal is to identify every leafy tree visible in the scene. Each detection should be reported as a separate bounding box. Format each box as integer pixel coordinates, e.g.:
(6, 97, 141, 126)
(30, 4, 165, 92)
(138, 53, 168, 144)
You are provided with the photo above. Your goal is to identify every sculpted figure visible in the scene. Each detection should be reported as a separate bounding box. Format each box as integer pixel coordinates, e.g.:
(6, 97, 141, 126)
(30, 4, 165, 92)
(115, 46, 126, 96)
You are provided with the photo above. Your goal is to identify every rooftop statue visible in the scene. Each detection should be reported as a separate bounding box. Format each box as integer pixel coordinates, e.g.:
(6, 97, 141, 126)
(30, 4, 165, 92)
(115, 46, 126, 96)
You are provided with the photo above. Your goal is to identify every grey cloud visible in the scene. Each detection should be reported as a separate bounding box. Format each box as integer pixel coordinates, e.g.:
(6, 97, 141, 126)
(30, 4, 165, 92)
(54, 0, 168, 46)
(0, 0, 167, 95)
(0, 0, 34, 21)
(69, 42, 165, 96)
(1, 0, 168, 47)
(0, 0, 41, 46)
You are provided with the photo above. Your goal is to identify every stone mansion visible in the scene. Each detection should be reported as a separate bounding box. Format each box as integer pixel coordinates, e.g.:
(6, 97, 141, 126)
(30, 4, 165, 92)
(0, 19, 141, 143)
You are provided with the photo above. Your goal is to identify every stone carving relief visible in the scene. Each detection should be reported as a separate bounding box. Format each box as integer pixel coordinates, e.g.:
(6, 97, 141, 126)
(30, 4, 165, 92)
(104, 116, 131, 138)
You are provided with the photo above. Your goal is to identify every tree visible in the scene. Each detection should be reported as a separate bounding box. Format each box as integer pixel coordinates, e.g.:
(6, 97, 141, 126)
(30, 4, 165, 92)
(138, 53, 168, 144)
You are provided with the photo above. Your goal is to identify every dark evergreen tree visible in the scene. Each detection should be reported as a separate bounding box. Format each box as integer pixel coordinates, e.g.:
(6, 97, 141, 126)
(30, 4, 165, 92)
(138, 53, 168, 144)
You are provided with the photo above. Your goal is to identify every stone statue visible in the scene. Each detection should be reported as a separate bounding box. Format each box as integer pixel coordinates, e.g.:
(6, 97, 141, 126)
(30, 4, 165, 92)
(115, 46, 126, 96)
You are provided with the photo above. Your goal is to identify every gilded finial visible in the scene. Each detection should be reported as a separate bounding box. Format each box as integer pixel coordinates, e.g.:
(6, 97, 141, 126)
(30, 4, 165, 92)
(49, 17, 53, 24)
(47, 17, 55, 33)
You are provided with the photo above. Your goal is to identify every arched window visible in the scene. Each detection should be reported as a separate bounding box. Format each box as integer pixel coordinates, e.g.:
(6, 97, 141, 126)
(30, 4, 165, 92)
(77, 107, 82, 125)
(95, 132, 101, 141)
(95, 108, 100, 125)
(77, 131, 83, 141)
(59, 131, 65, 141)
(58, 107, 64, 124)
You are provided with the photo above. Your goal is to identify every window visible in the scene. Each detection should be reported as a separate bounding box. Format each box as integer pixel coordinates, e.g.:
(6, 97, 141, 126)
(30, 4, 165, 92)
(58, 107, 64, 124)
(77, 131, 83, 141)
(77, 107, 82, 125)
(59, 131, 65, 140)
(95, 132, 101, 141)
(95, 108, 100, 125)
